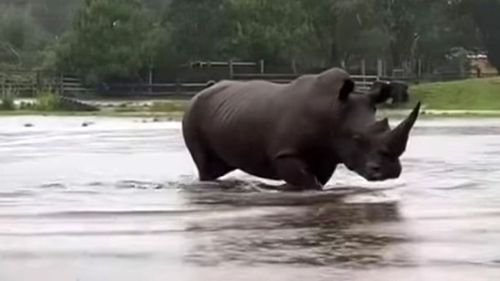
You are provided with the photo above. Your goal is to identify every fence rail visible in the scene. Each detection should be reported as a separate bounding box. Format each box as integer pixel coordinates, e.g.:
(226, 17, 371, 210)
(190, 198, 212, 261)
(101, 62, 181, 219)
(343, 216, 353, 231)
(1, 65, 492, 99)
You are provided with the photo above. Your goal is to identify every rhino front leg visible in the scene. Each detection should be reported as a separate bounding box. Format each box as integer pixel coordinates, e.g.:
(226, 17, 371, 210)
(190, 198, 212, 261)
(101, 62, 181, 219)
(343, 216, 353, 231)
(274, 156, 323, 191)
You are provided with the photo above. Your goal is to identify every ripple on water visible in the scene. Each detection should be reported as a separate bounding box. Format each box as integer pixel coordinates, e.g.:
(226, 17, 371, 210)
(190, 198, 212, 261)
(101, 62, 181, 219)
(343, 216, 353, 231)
(0, 191, 35, 198)
(39, 183, 67, 189)
(115, 180, 168, 190)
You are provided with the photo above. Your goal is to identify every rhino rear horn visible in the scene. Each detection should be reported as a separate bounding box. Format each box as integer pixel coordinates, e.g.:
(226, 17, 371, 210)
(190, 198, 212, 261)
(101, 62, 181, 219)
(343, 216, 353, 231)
(339, 79, 355, 102)
(368, 118, 390, 134)
(386, 102, 421, 156)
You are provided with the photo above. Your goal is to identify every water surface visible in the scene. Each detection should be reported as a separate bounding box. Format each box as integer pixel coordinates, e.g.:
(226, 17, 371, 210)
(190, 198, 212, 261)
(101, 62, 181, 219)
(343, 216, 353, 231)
(1, 116, 500, 281)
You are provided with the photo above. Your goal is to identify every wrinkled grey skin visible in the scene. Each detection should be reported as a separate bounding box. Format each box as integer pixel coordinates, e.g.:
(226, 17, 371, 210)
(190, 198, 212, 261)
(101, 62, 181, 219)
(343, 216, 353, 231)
(182, 67, 421, 191)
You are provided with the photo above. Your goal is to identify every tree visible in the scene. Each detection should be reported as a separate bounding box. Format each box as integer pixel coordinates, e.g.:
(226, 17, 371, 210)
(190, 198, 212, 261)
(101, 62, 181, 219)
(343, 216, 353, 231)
(224, 0, 311, 68)
(466, 0, 500, 72)
(30, 0, 83, 36)
(330, 0, 389, 66)
(55, 0, 155, 83)
(163, 0, 230, 63)
(0, 4, 48, 67)
(413, 1, 480, 74)
(371, 0, 421, 69)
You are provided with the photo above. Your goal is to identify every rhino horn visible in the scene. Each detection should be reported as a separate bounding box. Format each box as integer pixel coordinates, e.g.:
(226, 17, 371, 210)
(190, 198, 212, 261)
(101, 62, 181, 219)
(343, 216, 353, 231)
(367, 118, 391, 134)
(386, 102, 421, 156)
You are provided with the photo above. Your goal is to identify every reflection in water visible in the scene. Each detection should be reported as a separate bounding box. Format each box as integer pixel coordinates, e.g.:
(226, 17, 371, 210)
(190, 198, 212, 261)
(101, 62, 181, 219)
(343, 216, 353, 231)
(182, 184, 403, 267)
(2, 116, 500, 280)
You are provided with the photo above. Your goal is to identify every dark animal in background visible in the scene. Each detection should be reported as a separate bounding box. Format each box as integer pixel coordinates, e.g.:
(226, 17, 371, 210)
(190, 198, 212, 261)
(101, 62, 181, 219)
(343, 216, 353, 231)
(371, 80, 410, 104)
(182, 67, 421, 191)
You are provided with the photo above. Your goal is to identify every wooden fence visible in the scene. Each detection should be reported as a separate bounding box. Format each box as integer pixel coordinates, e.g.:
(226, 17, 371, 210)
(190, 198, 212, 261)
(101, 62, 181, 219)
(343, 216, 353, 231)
(0, 70, 92, 98)
(1, 60, 490, 99)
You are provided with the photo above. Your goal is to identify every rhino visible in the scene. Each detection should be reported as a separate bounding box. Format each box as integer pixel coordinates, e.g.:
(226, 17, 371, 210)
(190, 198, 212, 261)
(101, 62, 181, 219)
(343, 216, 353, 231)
(182, 67, 420, 191)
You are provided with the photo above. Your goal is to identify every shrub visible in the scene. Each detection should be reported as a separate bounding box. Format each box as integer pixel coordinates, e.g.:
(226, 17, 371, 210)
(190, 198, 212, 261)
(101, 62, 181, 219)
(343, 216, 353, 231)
(35, 89, 62, 111)
(0, 95, 15, 110)
(0, 88, 16, 110)
(19, 101, 35, 110)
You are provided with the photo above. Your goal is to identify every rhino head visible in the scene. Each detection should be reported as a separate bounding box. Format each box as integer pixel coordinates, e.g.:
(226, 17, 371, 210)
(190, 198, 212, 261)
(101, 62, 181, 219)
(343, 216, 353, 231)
(333, 79, 421, 181)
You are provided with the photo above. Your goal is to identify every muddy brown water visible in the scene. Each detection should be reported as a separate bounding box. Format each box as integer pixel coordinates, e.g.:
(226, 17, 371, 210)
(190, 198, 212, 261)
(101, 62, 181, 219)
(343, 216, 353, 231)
(1, 116, 500, 281)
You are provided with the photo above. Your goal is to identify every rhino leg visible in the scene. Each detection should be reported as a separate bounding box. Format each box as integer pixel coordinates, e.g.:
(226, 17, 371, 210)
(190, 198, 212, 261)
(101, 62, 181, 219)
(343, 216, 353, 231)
(195, 151, 234, 181)
(314, 167, 336, 186)
(312, 162, 337, 186)
(274, 156, 323, 191)
(185, 138, 234, 181)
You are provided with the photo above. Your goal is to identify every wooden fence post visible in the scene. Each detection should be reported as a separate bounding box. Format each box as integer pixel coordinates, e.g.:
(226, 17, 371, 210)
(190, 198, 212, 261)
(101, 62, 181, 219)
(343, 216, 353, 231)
(35, 70, 41, 96)
(259, 59, 265, 74)
(384, 59, 388, 77)
(361, 59, 366, 86)
(228, 60, 234, 79)
(417, 58, 422, 83)
(291, 59, 297, 74)
(377, 58, 383, 80)
(1, 73, 5, 99)
(148, 67, 153, 95)
(59, 74, 64, 96)
(175, 79, 180, 95)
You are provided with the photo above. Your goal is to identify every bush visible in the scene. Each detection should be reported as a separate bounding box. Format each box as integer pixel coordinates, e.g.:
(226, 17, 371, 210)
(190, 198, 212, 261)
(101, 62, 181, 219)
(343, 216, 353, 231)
(0, 88, 17, 110)
(0, 94, 15, 110)
(19, 101, 35, 110)
(35, 90, 62, 111)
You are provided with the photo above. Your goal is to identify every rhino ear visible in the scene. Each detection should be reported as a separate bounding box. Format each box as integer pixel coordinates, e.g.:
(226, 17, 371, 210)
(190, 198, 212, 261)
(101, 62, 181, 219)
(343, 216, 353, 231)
(339, 79, 355, 102)
(369, 81, 392, 104)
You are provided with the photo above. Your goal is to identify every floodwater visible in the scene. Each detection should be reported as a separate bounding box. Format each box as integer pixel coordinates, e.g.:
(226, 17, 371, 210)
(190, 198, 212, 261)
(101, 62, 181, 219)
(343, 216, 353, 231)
(1, 116, 500, 281)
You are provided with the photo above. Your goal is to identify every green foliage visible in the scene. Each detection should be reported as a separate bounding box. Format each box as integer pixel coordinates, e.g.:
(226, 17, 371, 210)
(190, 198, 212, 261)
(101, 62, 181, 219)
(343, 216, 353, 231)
(0, 4, 49, 66)
(35, 89, 62, 111)
(55, 0, 155, 84)
(0, 91, 16, 111)
(165, 0, 230, 62)
(30, 0, 83, 36)
(224, 0, 310, 65)
(466, 0, 500, 72)
(19, 101, 36, 110)
(0, 0, 494, 83)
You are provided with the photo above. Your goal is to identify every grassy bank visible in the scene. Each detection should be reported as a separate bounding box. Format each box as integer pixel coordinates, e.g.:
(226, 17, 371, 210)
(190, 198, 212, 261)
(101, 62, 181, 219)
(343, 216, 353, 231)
(410, 77, 500, 110)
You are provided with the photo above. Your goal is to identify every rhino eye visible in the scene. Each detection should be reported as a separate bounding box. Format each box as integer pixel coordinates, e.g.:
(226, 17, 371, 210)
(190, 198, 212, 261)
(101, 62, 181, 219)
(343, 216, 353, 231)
(379, 149, 395, 159)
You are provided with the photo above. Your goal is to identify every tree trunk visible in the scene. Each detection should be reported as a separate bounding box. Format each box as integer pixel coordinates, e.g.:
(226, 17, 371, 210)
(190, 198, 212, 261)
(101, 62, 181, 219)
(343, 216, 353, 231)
(329, 42, 340, 67)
